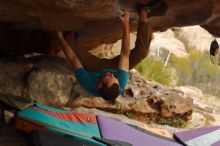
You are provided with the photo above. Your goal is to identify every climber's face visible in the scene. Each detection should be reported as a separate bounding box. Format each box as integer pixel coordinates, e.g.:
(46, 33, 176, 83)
(98, 72, 119, 89)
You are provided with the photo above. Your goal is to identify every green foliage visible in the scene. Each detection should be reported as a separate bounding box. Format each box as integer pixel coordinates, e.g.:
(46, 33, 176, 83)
(169, 50, 220, 97)
(126, 112, 134, 119)
(158, 118, 187, 128)
(135, 57, 172, 85)
(147, 117, 156, 124)
(135, 50, 220, 98)
(147, 117, 186, 128)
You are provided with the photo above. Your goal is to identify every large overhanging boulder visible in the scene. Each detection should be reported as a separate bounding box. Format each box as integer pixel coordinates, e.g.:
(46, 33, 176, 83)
(0, 0, 219, 69)
(0, 0, 219, 34)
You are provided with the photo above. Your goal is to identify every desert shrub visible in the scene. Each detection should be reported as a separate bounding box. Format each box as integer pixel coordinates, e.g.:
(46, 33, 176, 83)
(136, 50, 220, 97)
(158, 118, 187, 128)
(135, 57, 172, 85)
(169, 50, 220, 97)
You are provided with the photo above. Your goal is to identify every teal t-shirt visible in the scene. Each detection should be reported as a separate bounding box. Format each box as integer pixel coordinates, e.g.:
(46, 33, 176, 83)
(75, 68, 130, 96)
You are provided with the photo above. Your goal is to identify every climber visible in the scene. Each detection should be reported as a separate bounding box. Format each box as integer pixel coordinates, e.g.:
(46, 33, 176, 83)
(56, 0, 166, 72)
(57, 2, 155, 102)
(57, 10, 130, 102)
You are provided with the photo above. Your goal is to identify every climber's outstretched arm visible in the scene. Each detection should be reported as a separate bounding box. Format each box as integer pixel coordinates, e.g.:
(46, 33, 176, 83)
(63, 10, 152, 71)
(118, 10, 130, 72)
(57, 31, 83, 71)
(114, 10, 153, 70)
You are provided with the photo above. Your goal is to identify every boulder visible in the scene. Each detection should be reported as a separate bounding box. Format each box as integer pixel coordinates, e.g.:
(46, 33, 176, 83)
(174, 86, 203, 100)
(0, 56, 193, 125)
(149, 29, 187, 57)
(0, 0, 218, 35)
(174, 26, 220, 51)
(0, 0, 219, 64)
(69, 70, 193, 123)
(0, 60, 33, 96)
(26, 56, 75, 107)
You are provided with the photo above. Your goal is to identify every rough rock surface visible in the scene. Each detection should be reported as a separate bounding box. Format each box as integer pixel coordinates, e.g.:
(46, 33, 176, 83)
(0, 0, 219, 34)
(0, 56, 192, 123)
(1, 56, 219, 129)
(69, 70, 193, 123)
(0, 56, 220, 146)
(0, 0, 219, 64)
(0, 60, 33, 96)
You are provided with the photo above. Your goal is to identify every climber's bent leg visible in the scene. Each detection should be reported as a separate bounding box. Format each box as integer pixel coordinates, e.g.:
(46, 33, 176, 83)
(129, 10, 153, 69)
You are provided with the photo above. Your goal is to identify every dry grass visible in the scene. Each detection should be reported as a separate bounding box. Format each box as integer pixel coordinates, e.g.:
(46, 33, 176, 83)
(203, 94, 220, 108)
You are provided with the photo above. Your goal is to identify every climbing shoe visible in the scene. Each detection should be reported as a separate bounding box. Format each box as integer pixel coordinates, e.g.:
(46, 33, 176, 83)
(137, 0, 168, 17)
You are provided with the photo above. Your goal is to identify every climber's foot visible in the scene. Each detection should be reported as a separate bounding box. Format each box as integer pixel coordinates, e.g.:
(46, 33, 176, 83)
(137, 0, 152, 13)
(137, 0, 168, 17)
(139, 10, 148, 22)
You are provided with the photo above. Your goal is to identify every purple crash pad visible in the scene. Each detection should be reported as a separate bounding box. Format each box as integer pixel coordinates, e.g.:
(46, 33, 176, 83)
(174, 126, 220, 146)
(97, 115, 182, 146)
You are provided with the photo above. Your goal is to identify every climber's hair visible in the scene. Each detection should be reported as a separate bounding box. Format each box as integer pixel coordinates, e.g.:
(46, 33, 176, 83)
(99, 83, 120, 101)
